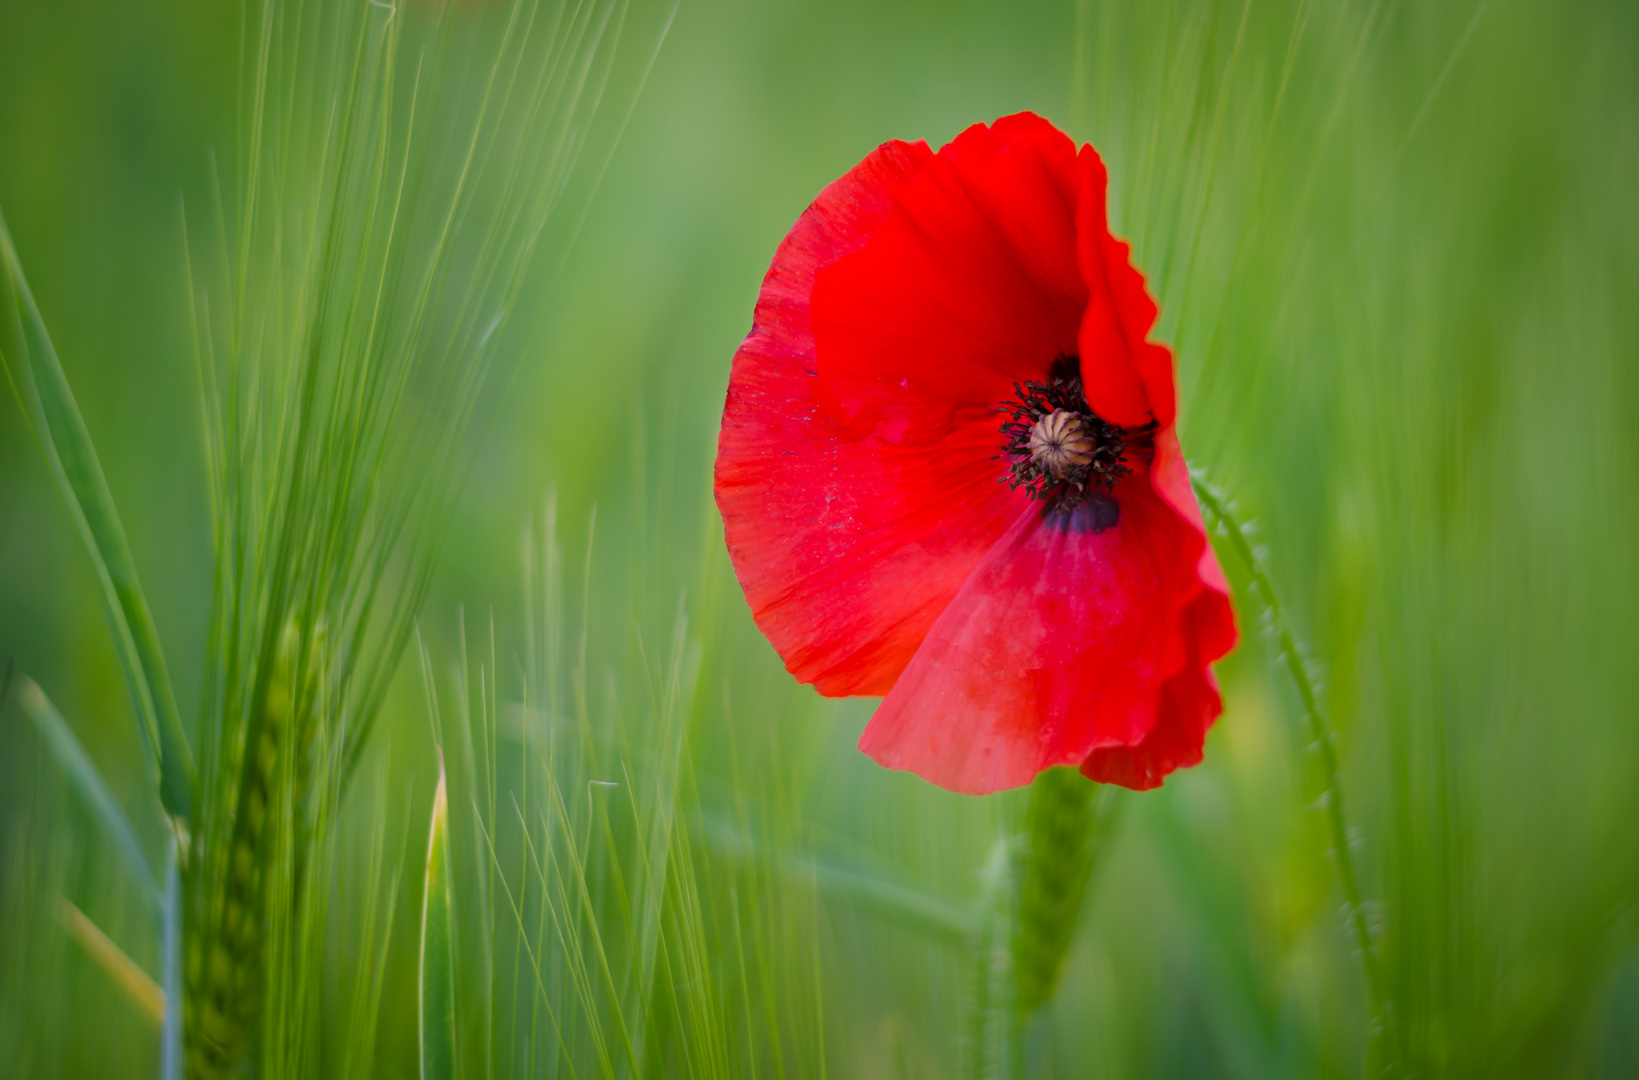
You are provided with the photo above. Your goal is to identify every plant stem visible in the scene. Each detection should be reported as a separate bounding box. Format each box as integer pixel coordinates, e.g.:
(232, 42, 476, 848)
(1191, 474, 1394, 1061)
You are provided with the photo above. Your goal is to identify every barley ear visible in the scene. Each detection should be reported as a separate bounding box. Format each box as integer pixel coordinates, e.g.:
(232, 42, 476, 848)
(184, 621, 302, 1079)
(1012, 767, 1109, 1015)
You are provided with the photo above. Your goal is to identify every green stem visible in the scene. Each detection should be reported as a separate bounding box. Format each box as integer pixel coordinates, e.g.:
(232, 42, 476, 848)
(1191, 474, 1394, 1059)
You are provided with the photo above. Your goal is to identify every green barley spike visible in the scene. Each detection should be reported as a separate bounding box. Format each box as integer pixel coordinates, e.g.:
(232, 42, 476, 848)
(184, 621, 304, 1080)
(1012, 767, 1107, 1015)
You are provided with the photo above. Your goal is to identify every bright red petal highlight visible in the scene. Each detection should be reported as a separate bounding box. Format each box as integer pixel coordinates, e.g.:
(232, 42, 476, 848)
(810, 114, 1087, 444)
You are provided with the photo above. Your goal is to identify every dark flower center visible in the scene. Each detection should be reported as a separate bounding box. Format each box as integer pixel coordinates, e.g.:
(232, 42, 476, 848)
(998, 355, 1155, 529)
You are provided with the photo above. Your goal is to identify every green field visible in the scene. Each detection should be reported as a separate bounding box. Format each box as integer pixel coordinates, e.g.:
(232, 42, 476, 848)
(2, 0, 1636, 1076)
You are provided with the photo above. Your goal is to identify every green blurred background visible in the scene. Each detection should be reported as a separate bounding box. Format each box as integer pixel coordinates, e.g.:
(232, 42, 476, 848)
(3, 0, 1638, 1076)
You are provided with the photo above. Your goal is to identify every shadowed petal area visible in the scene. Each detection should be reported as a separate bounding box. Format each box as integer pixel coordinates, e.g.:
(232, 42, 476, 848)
(859, 434, 1234, 794)
(1081, 611, 1223, 788)
(1081, 432, 1236, 787)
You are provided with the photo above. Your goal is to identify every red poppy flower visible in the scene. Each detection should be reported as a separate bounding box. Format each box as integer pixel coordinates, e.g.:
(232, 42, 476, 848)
(714, 113, 1236, 795)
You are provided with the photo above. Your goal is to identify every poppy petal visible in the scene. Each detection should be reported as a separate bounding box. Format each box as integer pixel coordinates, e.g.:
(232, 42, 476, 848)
(810, 113, 1088, 444)
(716, 137, 1032, 696)
(1073, 145, 1178, 429)
(1147, 425, 1236, 638)
(858, 452, 1219, 789)
(1080, 428, 1236, 787)
(858, 431, 1234, 794)
(1081, 647, 1221, 789)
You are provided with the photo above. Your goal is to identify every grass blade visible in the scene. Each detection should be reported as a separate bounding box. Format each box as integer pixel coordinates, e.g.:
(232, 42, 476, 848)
(12, 677, 160, 910)
(0, 211, 194, 819)
(55, 895, 165, 1027)
(420, 754, 456, 1080)
(699, 813, 977, 942)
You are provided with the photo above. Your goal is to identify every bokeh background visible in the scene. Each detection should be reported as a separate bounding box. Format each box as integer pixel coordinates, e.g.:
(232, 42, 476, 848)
(3, 0, 1638, 1076)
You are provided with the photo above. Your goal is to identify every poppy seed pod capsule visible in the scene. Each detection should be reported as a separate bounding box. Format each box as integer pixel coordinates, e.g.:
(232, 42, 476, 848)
(1027, 410, 1096, 480)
